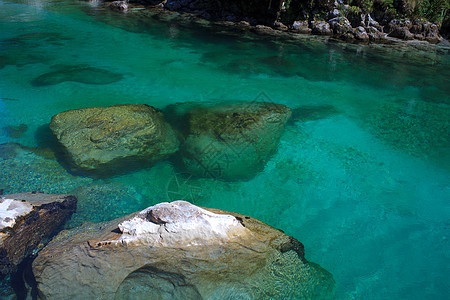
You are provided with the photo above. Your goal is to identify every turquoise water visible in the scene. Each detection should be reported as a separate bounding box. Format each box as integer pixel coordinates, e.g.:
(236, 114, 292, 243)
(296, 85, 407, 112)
(1, 0, 449, 298)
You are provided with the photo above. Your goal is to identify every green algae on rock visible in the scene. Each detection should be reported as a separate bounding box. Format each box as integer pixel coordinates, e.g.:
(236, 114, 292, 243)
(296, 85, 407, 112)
(49, 104, 179, 173)
(32, 201, 335, 299)
(31, 66, 124, 86)
(174, 102, 292, 180)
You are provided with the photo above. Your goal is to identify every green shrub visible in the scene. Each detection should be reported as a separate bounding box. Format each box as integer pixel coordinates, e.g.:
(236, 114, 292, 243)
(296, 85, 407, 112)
(414, 0, 450, 23)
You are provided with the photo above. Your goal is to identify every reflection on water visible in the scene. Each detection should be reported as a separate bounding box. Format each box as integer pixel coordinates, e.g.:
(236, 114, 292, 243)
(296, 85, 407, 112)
(0, 0, 449, 299)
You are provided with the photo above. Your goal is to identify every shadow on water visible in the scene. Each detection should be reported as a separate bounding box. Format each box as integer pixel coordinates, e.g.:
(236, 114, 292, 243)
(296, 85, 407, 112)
(288, 105, 341, 125)
(31, 65, 124, 86)
(0, 32, 72, 69)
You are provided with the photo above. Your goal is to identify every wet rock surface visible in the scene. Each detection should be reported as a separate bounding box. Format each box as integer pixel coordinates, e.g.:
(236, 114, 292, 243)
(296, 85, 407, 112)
(32, 201, 335, 299)
(49, 104, 179, 173)
(0, 192, 76, 275)
(170, 102, 292, 180)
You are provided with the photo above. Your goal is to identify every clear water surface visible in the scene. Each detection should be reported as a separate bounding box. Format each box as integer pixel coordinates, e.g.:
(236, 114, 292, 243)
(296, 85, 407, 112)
(0, 0, 449, 298)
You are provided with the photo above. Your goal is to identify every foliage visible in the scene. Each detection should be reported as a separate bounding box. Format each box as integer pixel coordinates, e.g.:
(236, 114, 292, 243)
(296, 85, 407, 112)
(414, 0, 450, 23)
(347, 0, 449, 23)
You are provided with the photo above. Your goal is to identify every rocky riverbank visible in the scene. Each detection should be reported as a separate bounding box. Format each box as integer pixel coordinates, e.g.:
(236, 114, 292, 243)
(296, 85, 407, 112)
(103, 0, 449, 44)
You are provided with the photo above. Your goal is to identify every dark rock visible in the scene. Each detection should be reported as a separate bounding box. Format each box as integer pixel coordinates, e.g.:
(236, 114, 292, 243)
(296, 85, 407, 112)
(254, 24, 274, 33)
(366, 26, 385, 41)
(177, 102, 291, 180)
(32, 201, 335, 299)
(291, 20, 312, 34)
(421, 22, 441, 44)
(366, 14, 382, 31)
(386, 19, 414, 40)
(109, 1, 128, 12)
(49, 104, 179, 172)
(327, 8, 341, 19)
(311, 20, 332, 35)
(328, 17, 352, 36)
(353, 26, 369, 41)
(0, 192, 76, 275)
(346, 11, 365, 28)
(273, 21, 288, 31)
(441, 17, 450, 39)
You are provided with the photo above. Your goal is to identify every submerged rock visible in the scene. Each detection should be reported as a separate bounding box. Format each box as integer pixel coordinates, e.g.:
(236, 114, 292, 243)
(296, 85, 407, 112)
(2, 123, 28, 138)
(291, 20, 312, 34)
(311, 20, 332, 35)
(31, 66, 123, 86)
(177, 102, 291, 180)
(0, 192, 76, 275)
(49, 104, 179, 172)
(32, 201, 335, 299)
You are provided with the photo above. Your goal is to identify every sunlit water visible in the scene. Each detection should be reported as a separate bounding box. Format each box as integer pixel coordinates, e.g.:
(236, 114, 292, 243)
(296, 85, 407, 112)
(0, 0, 449, 298)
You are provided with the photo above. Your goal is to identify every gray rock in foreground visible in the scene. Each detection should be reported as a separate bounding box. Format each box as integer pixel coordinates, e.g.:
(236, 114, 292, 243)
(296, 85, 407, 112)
(0, 192, 77, 275)
(50, 104, 179, 172)
(32, 201, 335, 299)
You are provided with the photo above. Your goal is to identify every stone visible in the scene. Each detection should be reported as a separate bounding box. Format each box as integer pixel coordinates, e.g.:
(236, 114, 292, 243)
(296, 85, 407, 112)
(254, 24, 274, 33)
(366, 14, 382, 31)
(386, 19, 414, 40)
(177, 102, 291, 180)
(291, 20, 312, 34)
(422, 22, 441, 44)
(109, 1, 128, 12)
(32, 201, 335, 299)
(0, 192, 76, 275)
(327, 8, 341, 19)
(49, 104, 179, 172)
(311, 20, 332, 35)
(366, 26, 385, 41)
(273, 21, 288, 31)
(328, 17, 352, 36)
(353, 26, 369, 41)
(410, 21, 441, 43)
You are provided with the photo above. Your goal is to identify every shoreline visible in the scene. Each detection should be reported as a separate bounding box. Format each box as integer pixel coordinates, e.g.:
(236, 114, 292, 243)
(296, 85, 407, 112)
(100, 0, 449, 48)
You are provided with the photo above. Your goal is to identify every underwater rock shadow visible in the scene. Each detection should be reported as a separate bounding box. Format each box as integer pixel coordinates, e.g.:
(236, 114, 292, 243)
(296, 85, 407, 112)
(31, 65, 124, 86)
(1, 124, 28, 138)
(288, 104, 341, 125)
